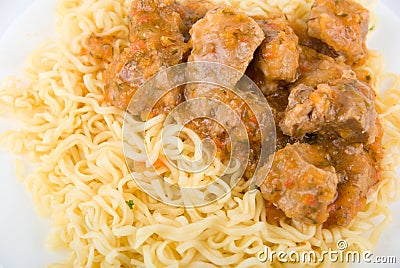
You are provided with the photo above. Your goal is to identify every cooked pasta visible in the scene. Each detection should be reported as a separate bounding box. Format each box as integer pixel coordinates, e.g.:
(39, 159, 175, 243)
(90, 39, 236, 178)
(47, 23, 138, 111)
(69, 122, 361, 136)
(0, 0, 399, 267)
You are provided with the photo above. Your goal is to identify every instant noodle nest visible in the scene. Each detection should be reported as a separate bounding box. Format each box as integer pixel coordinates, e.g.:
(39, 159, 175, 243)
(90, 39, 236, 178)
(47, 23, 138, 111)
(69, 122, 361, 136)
(0, 0, 399, 267)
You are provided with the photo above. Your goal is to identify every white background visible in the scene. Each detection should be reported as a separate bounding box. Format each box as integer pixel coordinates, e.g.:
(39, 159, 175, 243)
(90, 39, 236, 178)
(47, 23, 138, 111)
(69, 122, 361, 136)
(0, 0, 399, 267)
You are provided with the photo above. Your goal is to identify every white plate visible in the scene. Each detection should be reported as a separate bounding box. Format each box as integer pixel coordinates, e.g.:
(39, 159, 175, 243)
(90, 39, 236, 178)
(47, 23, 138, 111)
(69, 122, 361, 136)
(0, 0, 399, 267)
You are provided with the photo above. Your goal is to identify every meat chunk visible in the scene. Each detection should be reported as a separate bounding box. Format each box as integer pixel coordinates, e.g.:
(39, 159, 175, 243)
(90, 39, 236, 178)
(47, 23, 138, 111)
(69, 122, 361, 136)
(322, 138, 380, 227)
(260, 143, 339, 224)
(254, 17, 300, 87)
(280, 75, 378, 144)
(183, 7, 264, 129)
(246, 46, 294, 150)
(297, 46, 349, 87)
(186, 6, 264, 83)
(174, 0, 215, 41)
(289, 18, 338, 58)
(308, 0, 369, 65)
(180, 6, 265, 176)
(103, 0, 186, 110)
(184, 5, 265, 112)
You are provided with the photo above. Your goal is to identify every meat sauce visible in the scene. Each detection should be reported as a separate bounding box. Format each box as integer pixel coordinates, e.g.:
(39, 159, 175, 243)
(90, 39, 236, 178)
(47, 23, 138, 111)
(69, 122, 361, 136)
(90, 0, 382, 227)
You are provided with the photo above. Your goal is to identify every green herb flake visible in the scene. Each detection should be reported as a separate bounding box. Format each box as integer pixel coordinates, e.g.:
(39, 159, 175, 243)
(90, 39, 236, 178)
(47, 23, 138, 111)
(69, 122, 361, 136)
(125, 200, 134, 210)
(116, 82, 123, 92)
(168, 37, 177, 43)
(369, 25, 375, 31)
(221, 10, 236, 16)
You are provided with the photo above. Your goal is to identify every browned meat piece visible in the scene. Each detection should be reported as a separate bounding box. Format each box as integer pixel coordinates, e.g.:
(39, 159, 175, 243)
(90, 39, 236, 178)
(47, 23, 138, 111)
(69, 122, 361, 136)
(245, 61, 281, 97)
(264, 90, 294, 150)
(259, 143, 339, 224)
(180, 6, 265, 176)
(253, 17, 300, 89)
(308, 0, 369, 65)
(322, 138, 381, 227)
(246, 54, 294, 150)
(297, 46, 349, 87)
(186, 6, 264, 81)
(289, 18, 338, 58)
(280, 75, 378, 144)
(183, 7, 264, 133)
(103, 0, 186, 110)
(184, 5, 265, 110)
(174, 0, 215, 41)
